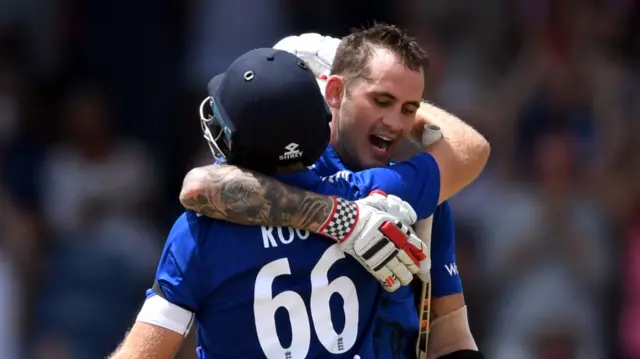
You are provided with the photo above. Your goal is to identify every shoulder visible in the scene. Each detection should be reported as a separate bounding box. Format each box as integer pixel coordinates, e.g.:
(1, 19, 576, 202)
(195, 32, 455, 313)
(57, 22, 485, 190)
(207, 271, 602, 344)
(165, 212, 219, 257)
(311, 171, 363, 201)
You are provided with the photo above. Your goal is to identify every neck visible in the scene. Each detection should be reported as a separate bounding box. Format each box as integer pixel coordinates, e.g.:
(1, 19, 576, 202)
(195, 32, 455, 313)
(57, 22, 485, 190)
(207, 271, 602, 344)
(327, 142, 363, 171)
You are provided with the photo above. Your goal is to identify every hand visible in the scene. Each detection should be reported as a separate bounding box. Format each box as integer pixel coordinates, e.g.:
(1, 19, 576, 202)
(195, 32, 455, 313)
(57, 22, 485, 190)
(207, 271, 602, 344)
(273, 33, 340, 78)
(318, 191, 431, 291)
(356, 190, 417, 224)
(359, 191, 431, 283)
(273, 33, 339, 98)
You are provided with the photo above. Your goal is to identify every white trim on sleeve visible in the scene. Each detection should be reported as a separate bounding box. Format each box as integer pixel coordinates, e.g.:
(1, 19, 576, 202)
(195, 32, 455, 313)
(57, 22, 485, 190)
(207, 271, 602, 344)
(136, 295, 195, 336)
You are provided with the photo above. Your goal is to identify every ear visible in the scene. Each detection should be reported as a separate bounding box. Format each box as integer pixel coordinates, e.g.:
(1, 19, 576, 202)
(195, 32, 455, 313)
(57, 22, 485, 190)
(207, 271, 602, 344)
(324, 75, 344, 110)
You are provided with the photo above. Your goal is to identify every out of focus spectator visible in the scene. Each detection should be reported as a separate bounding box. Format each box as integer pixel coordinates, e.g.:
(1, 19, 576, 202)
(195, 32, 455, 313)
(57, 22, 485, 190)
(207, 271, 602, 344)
(0, 0, 60, 73)
(481, 130, 611, 359)
(0, 62, 20, 149)
(30, 82, 161, 359)
(531, 328, 580, 359)
(617, 108, 640, 359)
(0, 188, 28, 359)
(40, 83, 158, 236)
(184, 0, 294, 88)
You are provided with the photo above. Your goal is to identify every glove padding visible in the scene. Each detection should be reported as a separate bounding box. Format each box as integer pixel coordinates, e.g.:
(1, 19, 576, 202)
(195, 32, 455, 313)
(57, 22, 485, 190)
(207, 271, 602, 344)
(273, 33, 338, 98)
(358, 191, 431, 283)
(274, 33, 339, 78)
(319, 191, 431, 292)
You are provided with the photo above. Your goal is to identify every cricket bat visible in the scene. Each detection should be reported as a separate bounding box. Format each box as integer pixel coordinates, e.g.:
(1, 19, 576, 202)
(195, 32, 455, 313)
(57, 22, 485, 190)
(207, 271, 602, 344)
(414, 123, 441, 359)
(415, 216, 433, 359)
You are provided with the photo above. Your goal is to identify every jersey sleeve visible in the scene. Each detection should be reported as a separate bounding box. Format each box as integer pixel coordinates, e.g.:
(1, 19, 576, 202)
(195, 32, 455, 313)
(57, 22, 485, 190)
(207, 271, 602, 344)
(350, 152, 441, 219)
(151, 212, 207, 311)
(429, 202, 463, 297)
(136, 212, 209, 335)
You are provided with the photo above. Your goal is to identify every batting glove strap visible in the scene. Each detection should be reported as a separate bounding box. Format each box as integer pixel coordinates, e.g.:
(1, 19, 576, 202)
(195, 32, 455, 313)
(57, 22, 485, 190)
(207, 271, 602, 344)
(318, 197, 359, 242)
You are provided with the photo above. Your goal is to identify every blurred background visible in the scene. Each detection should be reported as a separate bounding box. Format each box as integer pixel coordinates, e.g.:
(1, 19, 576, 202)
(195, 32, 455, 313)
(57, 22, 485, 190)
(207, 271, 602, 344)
(0, 0, 638, 358)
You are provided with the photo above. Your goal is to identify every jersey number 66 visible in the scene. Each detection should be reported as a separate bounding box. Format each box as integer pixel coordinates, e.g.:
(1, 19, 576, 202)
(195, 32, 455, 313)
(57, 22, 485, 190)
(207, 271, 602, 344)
(254, 244, 360, 358)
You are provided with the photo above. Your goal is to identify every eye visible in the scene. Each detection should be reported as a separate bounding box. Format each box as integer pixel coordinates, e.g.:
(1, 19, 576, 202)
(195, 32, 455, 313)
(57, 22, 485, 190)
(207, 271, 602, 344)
(373, 98, 391, 107)
(401, 104, 419, 115)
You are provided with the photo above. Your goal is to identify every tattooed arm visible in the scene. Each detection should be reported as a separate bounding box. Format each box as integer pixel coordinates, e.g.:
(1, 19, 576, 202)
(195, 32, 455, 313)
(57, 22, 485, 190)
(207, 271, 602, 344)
(179, 164, 334, 231)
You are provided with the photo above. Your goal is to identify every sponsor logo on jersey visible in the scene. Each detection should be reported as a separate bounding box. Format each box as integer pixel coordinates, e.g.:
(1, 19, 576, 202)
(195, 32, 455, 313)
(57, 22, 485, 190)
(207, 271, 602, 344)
(444, 263, 459, 276)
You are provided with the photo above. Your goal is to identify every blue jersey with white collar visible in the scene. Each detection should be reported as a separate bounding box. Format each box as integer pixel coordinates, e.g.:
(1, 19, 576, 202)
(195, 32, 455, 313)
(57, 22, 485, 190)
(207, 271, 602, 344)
(313, 146, 463, 358)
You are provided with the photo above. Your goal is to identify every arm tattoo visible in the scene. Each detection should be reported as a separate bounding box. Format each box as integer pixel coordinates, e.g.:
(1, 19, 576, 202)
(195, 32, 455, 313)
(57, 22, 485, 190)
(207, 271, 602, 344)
(180, 165, 334, 232)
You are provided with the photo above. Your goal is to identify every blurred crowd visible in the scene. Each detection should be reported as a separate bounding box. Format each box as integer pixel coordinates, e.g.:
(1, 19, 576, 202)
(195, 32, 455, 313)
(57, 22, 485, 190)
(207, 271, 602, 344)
(0, 0, 639, 358)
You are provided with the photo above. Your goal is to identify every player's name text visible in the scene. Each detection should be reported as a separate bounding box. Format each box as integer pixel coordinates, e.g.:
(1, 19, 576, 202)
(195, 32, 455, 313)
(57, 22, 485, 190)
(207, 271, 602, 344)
(261, 226, 311, 249)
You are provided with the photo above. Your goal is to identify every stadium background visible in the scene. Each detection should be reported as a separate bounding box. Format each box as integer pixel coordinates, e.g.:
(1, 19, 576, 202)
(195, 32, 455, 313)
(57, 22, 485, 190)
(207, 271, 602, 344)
(0, 0, 639, 358)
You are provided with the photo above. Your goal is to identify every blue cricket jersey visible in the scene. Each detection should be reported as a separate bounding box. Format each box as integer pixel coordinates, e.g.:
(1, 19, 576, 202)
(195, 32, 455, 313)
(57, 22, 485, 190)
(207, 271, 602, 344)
(150, 168, 427, 358)
(313, 146, 463, 358)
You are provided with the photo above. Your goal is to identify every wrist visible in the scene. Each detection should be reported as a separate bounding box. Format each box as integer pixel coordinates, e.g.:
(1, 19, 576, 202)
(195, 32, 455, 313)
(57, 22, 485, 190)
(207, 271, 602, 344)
(316, 197, 359, 242)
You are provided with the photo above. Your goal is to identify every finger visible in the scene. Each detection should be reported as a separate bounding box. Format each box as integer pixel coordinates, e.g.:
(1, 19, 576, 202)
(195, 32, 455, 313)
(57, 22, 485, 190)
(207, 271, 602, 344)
(416, 268, 431, 283)
(384, 195, 403, 215)
(386, 195, 417, 224)
(273, 35, 300, 52)
(395, 250, 420, 274)
(375, 266, 400, 292)
(356, 194, 387, 211)
(357, 237, 397, 271)
(368, 190, 387, 197)
(386, 257, 414, 286)
(405, 235, 428, 262)
(402, 200, 417, 223)
(392, 223, 427, 265)
(418, 258, 432, 282)
(395, 221, 420, 238)
(378, 221, 408, 249)
(397, 224, 427, 258)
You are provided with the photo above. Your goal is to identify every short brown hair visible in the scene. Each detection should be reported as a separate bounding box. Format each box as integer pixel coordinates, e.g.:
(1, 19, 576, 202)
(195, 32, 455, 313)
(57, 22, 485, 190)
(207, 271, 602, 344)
(331, 23, 428, 84)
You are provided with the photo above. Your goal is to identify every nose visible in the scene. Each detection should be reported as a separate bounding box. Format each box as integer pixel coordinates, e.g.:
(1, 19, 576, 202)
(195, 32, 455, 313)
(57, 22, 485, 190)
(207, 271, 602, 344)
(381, 114, 405, 134)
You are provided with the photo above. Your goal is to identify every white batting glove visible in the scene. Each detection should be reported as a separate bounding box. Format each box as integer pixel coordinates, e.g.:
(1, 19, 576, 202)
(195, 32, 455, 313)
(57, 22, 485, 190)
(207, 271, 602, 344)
(273, 33, 339, 78)
(357, 191, 431, 283)
(318, 191, 431, 292)
(273, 33, 338, 98)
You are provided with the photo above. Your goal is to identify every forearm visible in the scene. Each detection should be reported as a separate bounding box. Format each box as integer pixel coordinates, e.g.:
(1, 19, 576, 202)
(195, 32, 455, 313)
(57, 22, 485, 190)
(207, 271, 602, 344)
(109, 323, 183, 359)
(429, 296, 478, 358)
(414, 101, 490, 202)
(416, 101, 489, 169)
(179, 164, 333, 232)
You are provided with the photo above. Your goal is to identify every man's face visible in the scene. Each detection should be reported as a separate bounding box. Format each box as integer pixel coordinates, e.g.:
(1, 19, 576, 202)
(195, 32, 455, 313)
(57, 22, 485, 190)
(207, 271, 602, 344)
(329, 48, 424, 169)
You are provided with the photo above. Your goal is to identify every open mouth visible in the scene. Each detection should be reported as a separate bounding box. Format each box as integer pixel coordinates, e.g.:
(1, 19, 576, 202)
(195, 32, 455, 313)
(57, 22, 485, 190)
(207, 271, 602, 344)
(369, 135, 394, 153)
